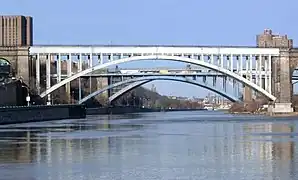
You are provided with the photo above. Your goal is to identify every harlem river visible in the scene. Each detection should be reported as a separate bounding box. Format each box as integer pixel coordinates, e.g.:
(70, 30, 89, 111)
(0, 111, 298, 180)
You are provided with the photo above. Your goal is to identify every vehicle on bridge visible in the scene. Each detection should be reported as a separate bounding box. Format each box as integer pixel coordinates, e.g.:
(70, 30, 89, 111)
(120, 70, 140, 74)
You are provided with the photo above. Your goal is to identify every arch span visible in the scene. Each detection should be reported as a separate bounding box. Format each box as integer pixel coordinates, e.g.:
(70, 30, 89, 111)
(78, 76, 240, 104)
(40, 55, 276, 101)
(0, 58, 10, 66)
(108, 81, 151, 103)
(293, 80, 298, 85)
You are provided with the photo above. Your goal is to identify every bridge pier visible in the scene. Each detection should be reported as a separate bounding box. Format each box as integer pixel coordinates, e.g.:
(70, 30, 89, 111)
(268, 103, 293, 113)
(257, 29, 294, 113)
(243, 86, 252, 102)
(65, 83, 71, 104)
(269, 50, 293, 113)
(0, 47, 31, 86)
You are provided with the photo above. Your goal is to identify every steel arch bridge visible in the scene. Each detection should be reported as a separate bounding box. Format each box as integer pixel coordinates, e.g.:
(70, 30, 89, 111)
(78, 76, 240, 104)
(30, 45, 279, 102)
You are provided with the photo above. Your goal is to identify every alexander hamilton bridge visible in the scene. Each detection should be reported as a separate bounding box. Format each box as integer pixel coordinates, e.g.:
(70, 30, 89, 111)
(1, 30, 298, 113)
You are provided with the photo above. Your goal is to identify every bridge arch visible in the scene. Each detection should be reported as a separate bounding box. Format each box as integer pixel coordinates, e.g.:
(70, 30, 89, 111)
(78, 76, 240, 104)
(40, 55, 276, 101)
(0, 58, 12, 79)
(0, 58, 10, 66)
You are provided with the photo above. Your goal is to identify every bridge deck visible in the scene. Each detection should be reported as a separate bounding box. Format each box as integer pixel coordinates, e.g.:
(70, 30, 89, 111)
(31, 44, 277, 48)
(30, 45, 280, 55)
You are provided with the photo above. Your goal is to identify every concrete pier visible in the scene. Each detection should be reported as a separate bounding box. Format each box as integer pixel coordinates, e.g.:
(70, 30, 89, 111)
(268, 103, 293, 114)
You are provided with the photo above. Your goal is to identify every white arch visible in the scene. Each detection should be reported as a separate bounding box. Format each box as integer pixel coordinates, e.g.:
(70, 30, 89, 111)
(79, 80, 149, 104)
(40, 55, 276, 101)
(78, 76, 239, 104)
(107, 78, 240, 103)
(292, 80, 298, 85)
(108, 81, 151, 103)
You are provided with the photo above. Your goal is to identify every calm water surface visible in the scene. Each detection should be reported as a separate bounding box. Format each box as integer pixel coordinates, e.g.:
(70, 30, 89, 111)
(0, 111, 298, 180)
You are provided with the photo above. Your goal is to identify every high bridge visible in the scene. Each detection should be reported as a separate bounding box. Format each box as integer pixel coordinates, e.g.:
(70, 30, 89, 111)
(27, 44, 296, 113)
(49, 67, 298, 106)
(0, 30, 296, 113)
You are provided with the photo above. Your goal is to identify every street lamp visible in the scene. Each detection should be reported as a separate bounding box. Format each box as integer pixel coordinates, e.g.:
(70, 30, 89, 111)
(22, 85, 30, 106)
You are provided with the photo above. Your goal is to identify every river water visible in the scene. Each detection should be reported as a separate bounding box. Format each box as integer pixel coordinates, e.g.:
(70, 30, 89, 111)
(0, 111, 297, 180)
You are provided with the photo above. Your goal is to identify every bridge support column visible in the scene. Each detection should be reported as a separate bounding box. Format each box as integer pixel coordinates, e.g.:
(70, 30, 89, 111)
(46, 54, 52, 105)
(243, 85, 252, 102)
(269, 50, 293, 113)
(66, 54, 72, 104)
(242, 75, 252, 102)
(65, 83, 71, 103)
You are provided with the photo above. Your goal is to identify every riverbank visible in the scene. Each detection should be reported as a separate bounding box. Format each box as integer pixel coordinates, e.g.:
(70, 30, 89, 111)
(229, 110, 298, 118)
(268, 112, 298, 117)
(86, 106, 206, 115)
(0, 105, 206, 125)
(0, 104, 86, 125)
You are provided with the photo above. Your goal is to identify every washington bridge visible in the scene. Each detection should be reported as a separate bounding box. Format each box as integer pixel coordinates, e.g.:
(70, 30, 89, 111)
(25, 44, 296, 113)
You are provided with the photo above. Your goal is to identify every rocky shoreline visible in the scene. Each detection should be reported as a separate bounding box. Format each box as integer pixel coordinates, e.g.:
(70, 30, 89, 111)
(228, 100, 298, 117)
(228, 99, 266, 114)
(230, 110, 298, 117)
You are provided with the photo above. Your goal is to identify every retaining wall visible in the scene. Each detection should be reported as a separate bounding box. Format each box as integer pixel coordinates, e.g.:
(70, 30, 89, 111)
(86, 106, 206, 115)
(0, 104, 86, 125)
(86, 106, 156, 115)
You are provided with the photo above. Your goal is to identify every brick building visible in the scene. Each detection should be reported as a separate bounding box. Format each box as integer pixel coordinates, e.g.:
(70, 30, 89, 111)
(257, 29, 293, 48)
(0, 15, 33, 47)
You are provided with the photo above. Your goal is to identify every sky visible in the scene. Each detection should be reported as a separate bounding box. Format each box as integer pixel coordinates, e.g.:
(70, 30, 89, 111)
(1, 0, 298, 98)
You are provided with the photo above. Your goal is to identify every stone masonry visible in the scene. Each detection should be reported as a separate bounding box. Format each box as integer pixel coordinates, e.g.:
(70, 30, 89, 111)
(0, 46, 33, 87)
(257, 29, 295, 112)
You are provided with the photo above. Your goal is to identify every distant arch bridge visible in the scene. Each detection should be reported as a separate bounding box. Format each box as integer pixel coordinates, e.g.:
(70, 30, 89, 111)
(78, 76, 240, 104)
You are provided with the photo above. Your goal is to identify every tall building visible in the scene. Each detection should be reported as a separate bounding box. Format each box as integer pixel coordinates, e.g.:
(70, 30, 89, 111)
(257, 29, 293, 48)
(0, 15, 33, 46)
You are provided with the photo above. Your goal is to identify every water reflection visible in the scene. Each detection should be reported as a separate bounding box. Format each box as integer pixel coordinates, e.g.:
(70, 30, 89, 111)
(0, 114, 144, 163)
(0, 112, 297, 179)
(243, 122, 296, 179)
(243, 123, 295, 160)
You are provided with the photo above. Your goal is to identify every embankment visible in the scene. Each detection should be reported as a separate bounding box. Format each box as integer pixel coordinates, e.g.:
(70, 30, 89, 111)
(0, 104, 86, 125)
(86, 106, 206, 115)
(163, 108, 207, 112)
(87, 106, 156, 115)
